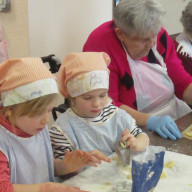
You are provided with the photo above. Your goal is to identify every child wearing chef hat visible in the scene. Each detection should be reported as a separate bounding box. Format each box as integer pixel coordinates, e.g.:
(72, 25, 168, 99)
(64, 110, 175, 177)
(49, 52, 149, 161)
(0, 57, 93, 192)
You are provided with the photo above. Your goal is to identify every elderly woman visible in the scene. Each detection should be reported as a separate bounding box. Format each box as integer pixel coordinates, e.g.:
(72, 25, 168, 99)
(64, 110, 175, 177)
(83, 0, 192, 140)
(174, 1, 192, 76)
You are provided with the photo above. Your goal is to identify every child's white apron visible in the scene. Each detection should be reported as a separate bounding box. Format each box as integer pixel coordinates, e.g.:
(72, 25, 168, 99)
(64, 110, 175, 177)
(124, 45, 191, 120)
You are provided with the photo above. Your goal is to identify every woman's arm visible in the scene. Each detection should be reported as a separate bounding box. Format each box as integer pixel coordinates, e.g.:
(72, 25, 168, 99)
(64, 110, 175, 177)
(183, 83, 192, 105)
(120, 104, 151, 128)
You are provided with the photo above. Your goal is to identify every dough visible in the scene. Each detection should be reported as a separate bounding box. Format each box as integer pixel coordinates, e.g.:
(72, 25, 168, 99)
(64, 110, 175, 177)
(104, 182, 112, 186)
(160, 171, 166, 179)
(164, 161, 174, 168)
(182, 124, 192, 140)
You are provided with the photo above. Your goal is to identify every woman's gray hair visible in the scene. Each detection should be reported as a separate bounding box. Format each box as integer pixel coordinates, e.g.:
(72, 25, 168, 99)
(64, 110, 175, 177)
(113, 0, 165, 37)
(180, 1, 192, 34)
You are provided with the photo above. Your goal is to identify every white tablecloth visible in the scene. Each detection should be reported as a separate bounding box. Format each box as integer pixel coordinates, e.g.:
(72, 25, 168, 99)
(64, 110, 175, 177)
(63, 151, 192, 192)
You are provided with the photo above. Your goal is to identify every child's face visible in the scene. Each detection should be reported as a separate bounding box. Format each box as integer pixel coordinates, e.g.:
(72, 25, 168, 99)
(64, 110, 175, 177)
(13, 99, 56, 136)
(72, 89, 108, 118)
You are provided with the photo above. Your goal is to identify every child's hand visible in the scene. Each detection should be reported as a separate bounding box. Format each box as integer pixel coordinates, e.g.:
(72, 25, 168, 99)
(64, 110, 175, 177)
(87, 150, 111, 167)
(121, 129, 138, 151)
(61, 150, 91, 174)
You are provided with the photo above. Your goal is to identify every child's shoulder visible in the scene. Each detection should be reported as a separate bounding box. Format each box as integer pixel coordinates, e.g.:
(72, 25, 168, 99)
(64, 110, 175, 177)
(103, 103, 134, 122)
(115, 106, 133, 118)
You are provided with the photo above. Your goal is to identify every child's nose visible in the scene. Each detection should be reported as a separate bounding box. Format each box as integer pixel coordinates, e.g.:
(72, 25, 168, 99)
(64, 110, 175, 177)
(92, 98, 100, 108)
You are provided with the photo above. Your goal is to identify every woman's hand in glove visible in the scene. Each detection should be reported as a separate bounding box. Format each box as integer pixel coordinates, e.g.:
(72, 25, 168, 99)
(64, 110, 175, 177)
(146, 115, 181, 140)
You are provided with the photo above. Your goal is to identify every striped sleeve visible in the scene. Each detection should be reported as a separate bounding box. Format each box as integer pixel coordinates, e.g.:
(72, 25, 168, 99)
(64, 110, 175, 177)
(129, 120, 143, 137)
(49, 126, 74, 159)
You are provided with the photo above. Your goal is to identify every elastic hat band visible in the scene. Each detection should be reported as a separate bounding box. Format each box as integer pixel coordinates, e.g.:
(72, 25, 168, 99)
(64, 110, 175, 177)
(1, 78, 58, 106)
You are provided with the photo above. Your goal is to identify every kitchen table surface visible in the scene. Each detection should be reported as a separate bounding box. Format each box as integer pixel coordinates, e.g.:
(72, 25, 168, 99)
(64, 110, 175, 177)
(62, 113, 192, 192)
(63, 151, 192, 192)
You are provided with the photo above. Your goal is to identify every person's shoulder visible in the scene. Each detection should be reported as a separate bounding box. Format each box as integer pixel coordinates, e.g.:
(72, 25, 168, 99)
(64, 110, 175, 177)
(92, 20, 114, 32)
(157, 27, 169, 39)
(53, 108, 71, 125)
(156, 27, 174, 53)
(83, 20, 121, 53)
(86, 20, 116, 41)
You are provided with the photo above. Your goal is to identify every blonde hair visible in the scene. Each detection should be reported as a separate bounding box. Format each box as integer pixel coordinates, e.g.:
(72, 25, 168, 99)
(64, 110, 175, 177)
(0, 93, 58, 125)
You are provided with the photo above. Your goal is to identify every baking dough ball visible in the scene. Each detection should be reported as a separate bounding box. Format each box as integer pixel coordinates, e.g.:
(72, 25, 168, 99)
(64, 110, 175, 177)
(164, 161, 174, 168)
(185, 131, 192, 137)
(104, 182, 112, 186)
(160, 171, 166, 179)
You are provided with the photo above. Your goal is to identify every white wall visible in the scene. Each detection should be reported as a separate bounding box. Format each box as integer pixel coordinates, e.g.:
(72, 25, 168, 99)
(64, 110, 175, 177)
(0, 0, 29, 58)
(159, 0, 190, 34)
(28, 0, 112, 60)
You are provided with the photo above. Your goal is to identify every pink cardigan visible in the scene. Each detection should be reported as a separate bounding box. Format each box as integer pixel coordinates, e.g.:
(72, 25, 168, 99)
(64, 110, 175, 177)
(83, 21, 192, 109)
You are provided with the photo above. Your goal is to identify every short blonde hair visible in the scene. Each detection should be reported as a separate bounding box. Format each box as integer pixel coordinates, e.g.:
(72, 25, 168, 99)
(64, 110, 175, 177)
(0, 93, 58, 125)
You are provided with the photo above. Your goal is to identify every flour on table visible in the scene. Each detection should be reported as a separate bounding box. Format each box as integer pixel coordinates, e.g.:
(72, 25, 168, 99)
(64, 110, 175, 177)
(63, 151, 192, 192)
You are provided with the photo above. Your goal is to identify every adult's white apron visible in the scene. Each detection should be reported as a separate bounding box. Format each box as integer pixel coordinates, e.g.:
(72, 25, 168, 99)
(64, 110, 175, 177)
(124, 45, 191, 120)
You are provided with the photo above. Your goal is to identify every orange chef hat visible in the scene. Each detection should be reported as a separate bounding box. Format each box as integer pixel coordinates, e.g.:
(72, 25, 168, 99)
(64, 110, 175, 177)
(0, 57, 58, 106)
(57, 52, 110, 98)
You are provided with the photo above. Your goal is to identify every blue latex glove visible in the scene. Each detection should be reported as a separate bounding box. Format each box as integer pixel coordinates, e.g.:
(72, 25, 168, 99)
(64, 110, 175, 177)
(146, 115, 181, 140)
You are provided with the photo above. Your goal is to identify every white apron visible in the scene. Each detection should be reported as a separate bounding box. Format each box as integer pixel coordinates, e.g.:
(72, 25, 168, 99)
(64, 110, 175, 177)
(124, 45, 191, 120)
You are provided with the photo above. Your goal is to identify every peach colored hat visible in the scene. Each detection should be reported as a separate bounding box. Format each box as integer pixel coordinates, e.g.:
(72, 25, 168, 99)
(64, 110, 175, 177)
(0, 58, 58, 106)
(57, 52, 111, 98)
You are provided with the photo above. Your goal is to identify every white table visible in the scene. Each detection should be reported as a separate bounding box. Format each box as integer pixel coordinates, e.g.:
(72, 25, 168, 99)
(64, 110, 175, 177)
(63, 150, 192, 192)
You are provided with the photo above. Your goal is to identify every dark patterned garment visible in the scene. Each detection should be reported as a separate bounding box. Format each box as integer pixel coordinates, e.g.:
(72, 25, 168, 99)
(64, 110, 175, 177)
(174, 35, 192, 76)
